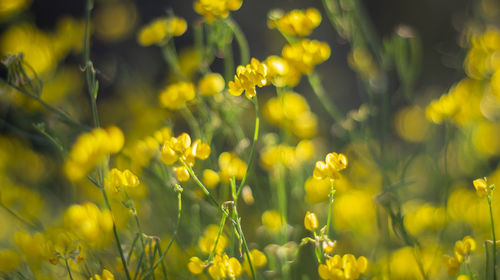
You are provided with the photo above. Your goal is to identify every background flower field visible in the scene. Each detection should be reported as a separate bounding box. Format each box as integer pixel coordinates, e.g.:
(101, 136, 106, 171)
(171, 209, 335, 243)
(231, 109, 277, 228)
(1, 0, 500, 279)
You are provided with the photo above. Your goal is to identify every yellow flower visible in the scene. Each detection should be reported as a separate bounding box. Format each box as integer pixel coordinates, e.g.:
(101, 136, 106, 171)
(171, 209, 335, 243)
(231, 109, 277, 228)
(188, 256, 206, 274)
(174, 165, 190, 182)
(198, 224, 229, 255)
(473, 178, 489, 197)
(90, 269, 115, 280)
(160, 133, 211, 172)
(199, 73, 225, 96)
(203, 169, 220, 188)
(105, 168, 140, 192)
(0, 0, 31, 21)
(194, 0, 243, 23)
(218, 152, 247, 183)
(63, 202, 113, 248)
(262, 210, 283, 232)
(243, 249, 267, 276)
(442, 255, 460, 276)
(282, 39, 330, 75)
(313, 152, 348, 180)
(304, 176, 331, 203)
(158, 81, 196, 110)
(304, 211, 319, 231)
(64, 126, 124, 181)
(0, 249, 21, 272)
(453, 236, 476, 263)
(228, 58, 268, 99)
(208, 253, 242, 279)
(318, 254, 368, 280)
(263, 91, 317, 138)
(137, 16, 187, 46)
(268, 8, 321, 37)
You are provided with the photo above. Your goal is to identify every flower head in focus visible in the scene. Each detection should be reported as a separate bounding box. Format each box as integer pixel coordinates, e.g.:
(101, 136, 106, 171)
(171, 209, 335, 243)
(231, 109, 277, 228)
(228, 58, 268, 99)
(268, 8, 321, 37)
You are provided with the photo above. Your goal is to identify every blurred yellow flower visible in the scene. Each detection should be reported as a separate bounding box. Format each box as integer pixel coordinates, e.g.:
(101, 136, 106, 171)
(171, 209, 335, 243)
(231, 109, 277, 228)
(159, 81, 196, 110)
(208, 253, 242, 279)
(262, 210, 283, 232)
(105, 168, 140, 192)
(63, 202, 113, 248)
(64, 126, 124, 181)
(194, 0, 243, 23)
(203, 169, 220, 188)
(198, 224, 228, 255)
(0, 249, 21, 272)
(218, 152, 247, 183)
(90, 269, 115, 280)
(268, 8, 321, 37)
(199, 72, 225, 96)
(243, 249, 267, 276)
(137, 16, 187, 46)
(318, 254, 368, 280)
(282, 39, 330, 75)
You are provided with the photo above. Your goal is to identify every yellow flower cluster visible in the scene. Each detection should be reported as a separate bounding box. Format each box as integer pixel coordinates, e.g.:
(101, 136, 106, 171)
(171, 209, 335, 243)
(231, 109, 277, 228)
(193, 0, 243, 23)
(218, 152, 247, 183)
(318, 254, 368, 280)
(465, 27, 500, 80)
(105, 168, 140, 192)
(63, 202, 114, 248)
(228, 58, 268, 99)
(282, 39, 331, 75)
(198, 72, 225, 96)
(188, 253, 242, 279)
(64, 126, 124, 181)
(443, 236, 476, 275)
(90, 269, 115, 280)
(118, 127, 171, 174)
(313, 152, 348, 181)
(198, 224, 229, 254)
(263, 92, 318, 138)
(0, 17, 84, 75)
(137, 16, 187, 46)
(260, 140, 315, 170)
(268, 8, 322, 37)
(161, 132, 211, 182)
(158, 81, 196, 110)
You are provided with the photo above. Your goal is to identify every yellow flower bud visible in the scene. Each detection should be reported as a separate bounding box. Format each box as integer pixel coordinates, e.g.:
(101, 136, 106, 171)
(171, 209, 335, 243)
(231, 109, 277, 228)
(187, 257, 205, 274)
(304, 211, 319, 231)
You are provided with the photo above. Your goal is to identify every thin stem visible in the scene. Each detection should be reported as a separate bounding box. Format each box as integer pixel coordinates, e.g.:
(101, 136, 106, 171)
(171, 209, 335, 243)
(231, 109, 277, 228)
(277, 165, 287, 244)
(307, 73, 343, 125)
(236, 96, 260, 197)
(101, 188, 131, 280)
(65, 257, 75, 280)
(232, 204, 256, 280)
(208, 211, 228, 262)
(486, 240, 490, 280)
(488, 194, 497, 279)
(326, 180, 336, 237)
(161, 39, 186, 81)
(143, 187, 182, 278)
(224, 17, 250, 65)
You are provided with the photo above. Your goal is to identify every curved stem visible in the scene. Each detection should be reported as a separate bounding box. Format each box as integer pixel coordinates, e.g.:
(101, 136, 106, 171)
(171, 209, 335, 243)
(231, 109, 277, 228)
(224, 17, 250, 65)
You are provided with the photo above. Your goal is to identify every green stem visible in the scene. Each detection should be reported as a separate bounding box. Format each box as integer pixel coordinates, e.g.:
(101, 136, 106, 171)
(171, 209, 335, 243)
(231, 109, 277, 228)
(277, 165, 287, 244)
(101, 188, 131, 280)
(143, 186, 182, 278)
(162, 39, 186, 81)
(208, 211, 228, 262)
(307, 73, 343, 125)
(326, 180, 336, 237)
(231, 203, 256, 280)
(236, 96, 260, 197)
(486, 240, 490, 280)
(65, 257, 74, 280)
(488, 194, 497, 279)
(224, 17, 250, 65)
